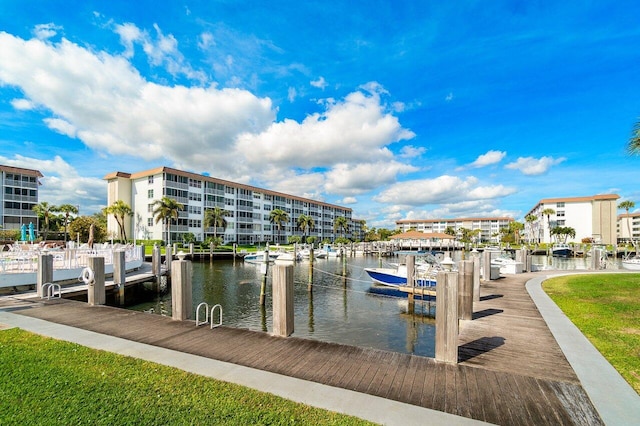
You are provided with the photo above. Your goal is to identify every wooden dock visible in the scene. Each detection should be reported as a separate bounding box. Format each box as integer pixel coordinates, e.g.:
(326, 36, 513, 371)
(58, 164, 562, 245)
(0, 271, 602, 425)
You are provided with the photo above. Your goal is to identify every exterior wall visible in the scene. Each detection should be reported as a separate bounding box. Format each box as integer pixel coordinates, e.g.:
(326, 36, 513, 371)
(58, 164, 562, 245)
(105, 167, 354, 244)
(524, 194, 619, 245)
(396, 217, 513, 244)
(0, 165, 42, 230)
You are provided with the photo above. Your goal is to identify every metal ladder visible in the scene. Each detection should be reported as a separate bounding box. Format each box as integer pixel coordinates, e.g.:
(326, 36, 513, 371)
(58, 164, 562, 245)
(41, 283, 61, 300)
(195, 302, 222, 328)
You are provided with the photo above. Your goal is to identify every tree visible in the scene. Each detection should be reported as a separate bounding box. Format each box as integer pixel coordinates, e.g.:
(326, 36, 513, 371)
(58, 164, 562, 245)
(57, 204, 79, 242)
(541, 208, 556, 243)
(296, 214, 315, 242)
(32, 201, 57, 240)
(333, 216, 349, 239)
(443, 226, 456, 237)
(152, 197, 184, 246)
(69, 216, 106, 244)
(204, 207, 230, 242)
(104, 200, 133, 242)
(618, 200, 636, 246)
(269, 209, 289, 244)
(629, 118, 640, 154)
(525, 214, 537, 244)
(551, 226, 576, 243)
(509, 221, 525, 245)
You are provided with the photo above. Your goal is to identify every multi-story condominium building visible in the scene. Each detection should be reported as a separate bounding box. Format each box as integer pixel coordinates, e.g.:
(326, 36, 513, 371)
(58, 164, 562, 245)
(104, 166, 354, 245)
(0, 165, 42, 230)
(617, 213, 640, 244)
(524, 194, 619, 245)
(395, 217, 514, 244)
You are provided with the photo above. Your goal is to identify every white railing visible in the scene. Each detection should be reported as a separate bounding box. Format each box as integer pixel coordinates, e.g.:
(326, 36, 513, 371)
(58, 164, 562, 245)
(0, 244, 142, 275)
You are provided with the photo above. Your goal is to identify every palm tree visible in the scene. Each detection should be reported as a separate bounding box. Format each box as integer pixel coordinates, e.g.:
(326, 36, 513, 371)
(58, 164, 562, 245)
(618, 200, 636, 246)
(629, 118, 640, 154)
(525, 214, 537, 244)
(32, 201, 57, 240)
(541, 208, 555, 243)
(152, 197, 184, 246)
(333, 216, 349, 239)
(57, 204, 79, 242)
(204, 206, 230, 242)
(104, 200, 133, 241)
(269, 209, 289, 244)
(297, 214, 315, 243)
(509, 221, 525, 245)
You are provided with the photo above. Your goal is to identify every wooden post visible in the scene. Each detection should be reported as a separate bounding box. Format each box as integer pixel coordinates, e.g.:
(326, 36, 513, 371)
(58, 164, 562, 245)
(308, 247, 314, 291)
(458, 260, 473, 320)
(171, 258, 192, 320)
(435, 270, 458, 364)
(153, 244, 161, 291)
(273, 264, 294, 337)
(482, 250, 492, 280)
(406, 255, 415, 308)
(87, 256, 105, 306)
(260, 246, 270, 306)
(189, 242, 194, 256)
(473, 256, 481, 302)
(36, 254, 53, 298)
(114, 250, 126, 306)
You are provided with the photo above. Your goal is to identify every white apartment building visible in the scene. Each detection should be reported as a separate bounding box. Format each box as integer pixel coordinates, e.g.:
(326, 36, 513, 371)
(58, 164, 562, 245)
(0, 165, 42, 230)
(395, 217, 514, 244)
(104, 166, 354, 245)
(617, 213, 640, 244)
(524, 194, 619, 245)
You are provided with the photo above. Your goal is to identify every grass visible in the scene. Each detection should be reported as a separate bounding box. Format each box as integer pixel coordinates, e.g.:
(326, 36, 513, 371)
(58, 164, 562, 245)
(543, 273, 640, 394)
(0, 328, 374, 425)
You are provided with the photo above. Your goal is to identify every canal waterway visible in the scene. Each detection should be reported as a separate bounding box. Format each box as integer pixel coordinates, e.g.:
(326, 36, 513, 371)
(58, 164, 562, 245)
(127, 252, 623, 358)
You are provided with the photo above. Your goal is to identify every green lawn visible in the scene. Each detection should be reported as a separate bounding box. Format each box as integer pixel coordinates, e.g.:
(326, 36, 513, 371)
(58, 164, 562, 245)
(543, 273, 640, 394)
(0, 328, 373, 425)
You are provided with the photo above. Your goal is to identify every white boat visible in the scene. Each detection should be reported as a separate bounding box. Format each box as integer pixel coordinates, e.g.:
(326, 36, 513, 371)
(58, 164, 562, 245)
(298, 248, 327, 259)
(491, 255, 523, 274)
(552, 243, 573, 257)
(243, 251, 279, 263)
(274, 251, 301, 262)
(622, 256, 640, 271)
(364, 264, 437, 288)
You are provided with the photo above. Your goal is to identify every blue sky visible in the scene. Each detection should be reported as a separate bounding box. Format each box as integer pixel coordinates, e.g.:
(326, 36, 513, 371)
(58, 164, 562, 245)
(0, 1, 639, 228)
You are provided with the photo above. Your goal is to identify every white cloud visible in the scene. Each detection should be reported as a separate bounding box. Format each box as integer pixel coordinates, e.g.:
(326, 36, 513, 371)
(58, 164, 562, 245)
(373, 175, 516, 206)
(310, 76, 328, 89)
(341, 197, 357, 204)
(325, 161, 417, 195)
(33, 23, 62, 40)
(234, 83, 415, 169)
(287, 86, 297, 102)
(0, 155, 106, 212)
(114, 22, 143, 58)
(44, 118, 77, 138)
(505, 156, 566, 175)
(399, 145, 426, 158)
(445, 92, 453, 101)
(469, 150, 506, 168)
(11, 98, 34, 110)
(0, 31, 275, 176)
(198, 31, 215, 50)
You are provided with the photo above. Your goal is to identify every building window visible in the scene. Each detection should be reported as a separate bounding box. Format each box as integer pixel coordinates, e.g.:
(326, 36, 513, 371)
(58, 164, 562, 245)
(556, 202, 565, 208)
(148, 189, 154, 198)
(148, 176, 154, 184)
(557, 211, 565, 217)
(147, 218, 153, 227)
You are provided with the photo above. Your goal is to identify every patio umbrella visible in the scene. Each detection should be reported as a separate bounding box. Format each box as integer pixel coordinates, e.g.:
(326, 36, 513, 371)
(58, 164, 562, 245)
(87, 223, 94, 249)
(20, 224, 26, 241)
(28, 222, 35, 242)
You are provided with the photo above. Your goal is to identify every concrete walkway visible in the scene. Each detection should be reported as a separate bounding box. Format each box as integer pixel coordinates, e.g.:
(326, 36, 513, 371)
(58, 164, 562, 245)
(527, 273, 640, 426)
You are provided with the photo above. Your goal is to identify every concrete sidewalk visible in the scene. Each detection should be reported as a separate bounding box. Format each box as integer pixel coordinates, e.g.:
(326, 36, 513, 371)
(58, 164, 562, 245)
(0, 308, 486, 426)
(527, 274, 640, 426)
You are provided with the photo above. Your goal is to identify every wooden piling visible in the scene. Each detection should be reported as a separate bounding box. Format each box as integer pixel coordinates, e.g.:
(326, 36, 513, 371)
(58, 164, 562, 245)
(406, 255, 415, 307)
(273, 264, 294, 337)
(260, 246, 270, 306)
(171, 258, 192, 321)
(113, 250, 126, 306)
(482, 250, 492, 280)
(36, 254, 53, 298)
(458, 260, 473, 320)
(473, 256, 481, 302)
(435, 270, 458, 364)
(87, 256, 105, 306)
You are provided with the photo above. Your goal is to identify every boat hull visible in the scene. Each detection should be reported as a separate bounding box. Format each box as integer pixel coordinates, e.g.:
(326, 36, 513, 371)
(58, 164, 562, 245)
(622, 259, 640, 271)
(364, 267, 436, 288)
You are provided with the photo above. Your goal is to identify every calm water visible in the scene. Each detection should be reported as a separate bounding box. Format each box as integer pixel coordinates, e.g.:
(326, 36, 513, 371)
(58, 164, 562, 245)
(130, 255, 438, 357)
(127, 252, 623, 357)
